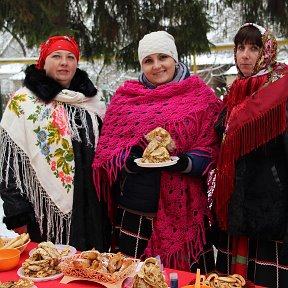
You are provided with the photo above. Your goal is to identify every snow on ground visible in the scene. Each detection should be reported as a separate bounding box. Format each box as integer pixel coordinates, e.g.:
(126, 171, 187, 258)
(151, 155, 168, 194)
(0, 197, 17, 237)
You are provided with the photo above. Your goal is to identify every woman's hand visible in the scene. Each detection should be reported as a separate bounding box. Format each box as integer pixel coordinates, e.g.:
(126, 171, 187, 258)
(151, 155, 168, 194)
(163, 154, 191, 173)
(13, 225, 28, 234)
(125, 146, 148, 173)
(167, 139, 176, 152)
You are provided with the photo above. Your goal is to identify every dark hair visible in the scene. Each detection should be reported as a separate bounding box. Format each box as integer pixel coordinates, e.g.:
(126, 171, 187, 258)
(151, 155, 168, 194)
(234, 25, 263, 48)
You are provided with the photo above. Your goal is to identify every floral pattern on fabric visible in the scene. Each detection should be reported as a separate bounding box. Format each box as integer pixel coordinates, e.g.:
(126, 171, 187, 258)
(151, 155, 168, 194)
(8, 93, 26, 117)
(234, 23, 278, 78)
(8, 93, 75, 193)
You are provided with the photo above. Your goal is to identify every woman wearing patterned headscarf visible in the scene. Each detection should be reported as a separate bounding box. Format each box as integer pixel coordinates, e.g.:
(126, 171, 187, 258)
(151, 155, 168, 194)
(93, 31, 223, 272)
(0, 35, 111, 251)
(214, 23, 288, 287)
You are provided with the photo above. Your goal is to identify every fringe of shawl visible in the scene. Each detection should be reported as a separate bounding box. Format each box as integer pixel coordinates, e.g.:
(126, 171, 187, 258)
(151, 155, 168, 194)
(0, 103, 99, 243)
(144, 215, 206, 271)
(94, 119, 216, 270)
(215, 75, 288, 231)
(63, 103, 100, 149)
(93, 76, 223, 269)
(0, 128, 71, 243)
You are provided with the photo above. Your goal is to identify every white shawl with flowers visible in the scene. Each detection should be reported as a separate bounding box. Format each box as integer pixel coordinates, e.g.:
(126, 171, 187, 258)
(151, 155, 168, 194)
(0, 87, 105, 243)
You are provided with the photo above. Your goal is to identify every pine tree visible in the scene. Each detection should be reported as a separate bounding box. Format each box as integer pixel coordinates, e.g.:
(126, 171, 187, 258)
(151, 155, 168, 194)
(0, 0, 212, 68)
(1, 0, 288, 69)
(0, 0, 70, 47)
(220, 0, 288, 37)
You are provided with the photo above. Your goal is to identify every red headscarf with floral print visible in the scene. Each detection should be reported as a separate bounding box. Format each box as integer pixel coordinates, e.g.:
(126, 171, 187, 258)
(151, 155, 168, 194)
(215, 23, 288, 230)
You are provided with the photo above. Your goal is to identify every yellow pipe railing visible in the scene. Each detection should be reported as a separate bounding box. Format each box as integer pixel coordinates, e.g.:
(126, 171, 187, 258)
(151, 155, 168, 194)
(0, 39, 287, 68)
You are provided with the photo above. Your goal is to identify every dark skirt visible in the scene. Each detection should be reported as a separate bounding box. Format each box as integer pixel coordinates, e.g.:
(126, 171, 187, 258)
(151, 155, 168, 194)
(215, 231, 288, 288)
(114, 207, 153, 259)
(114, 207, 215, 273)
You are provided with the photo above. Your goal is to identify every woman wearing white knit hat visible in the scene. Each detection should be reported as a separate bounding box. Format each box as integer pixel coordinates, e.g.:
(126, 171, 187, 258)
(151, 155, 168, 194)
(93, 31, 223, 272)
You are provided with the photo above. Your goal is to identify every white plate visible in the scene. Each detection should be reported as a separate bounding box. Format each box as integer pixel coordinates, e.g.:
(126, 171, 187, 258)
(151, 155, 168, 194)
(17, 267, 63, 282)
(29, 244, 77, 258)
(134, 156, 179, 168)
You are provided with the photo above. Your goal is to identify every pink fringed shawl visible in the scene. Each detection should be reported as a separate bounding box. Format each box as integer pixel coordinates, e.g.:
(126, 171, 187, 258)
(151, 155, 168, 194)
(92, 76, 223, 270)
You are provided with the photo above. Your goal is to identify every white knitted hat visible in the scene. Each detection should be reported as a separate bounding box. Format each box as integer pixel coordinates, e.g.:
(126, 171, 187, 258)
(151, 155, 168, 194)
(138, 31, 178, 65)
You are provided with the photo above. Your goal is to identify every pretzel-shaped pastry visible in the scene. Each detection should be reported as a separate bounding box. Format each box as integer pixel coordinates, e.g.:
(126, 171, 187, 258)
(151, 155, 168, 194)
(199, 273, 246, 288)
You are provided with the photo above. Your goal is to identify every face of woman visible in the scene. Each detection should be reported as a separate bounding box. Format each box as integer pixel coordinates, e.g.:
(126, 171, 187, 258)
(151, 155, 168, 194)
(44, 50, 77, 88)
(236, 43, 260, 77)
(141, 53, 176, 85)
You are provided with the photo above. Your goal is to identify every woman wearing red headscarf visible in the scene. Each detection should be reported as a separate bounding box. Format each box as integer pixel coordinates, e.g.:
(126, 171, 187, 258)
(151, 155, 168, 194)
(214, 23, 288, 287)
(0, 36, 111, 251)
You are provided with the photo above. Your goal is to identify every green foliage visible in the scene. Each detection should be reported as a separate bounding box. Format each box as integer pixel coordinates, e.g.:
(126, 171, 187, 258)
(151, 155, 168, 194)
(0, 0, 212, 69)
(0, 0, 70, 47)
(84, 0, 213, 69)
(1, 0, 288, 69)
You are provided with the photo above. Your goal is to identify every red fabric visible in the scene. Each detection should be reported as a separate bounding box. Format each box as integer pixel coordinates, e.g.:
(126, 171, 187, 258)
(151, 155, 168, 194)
(225, 74, 267, 115)
(215, 24, 287, 231)
(215, 70, 288, 230)
(235, 24, 278, 78)
(93, 76, 223, 270)
(1, 242, 265, 287)
(36, 36, 80, 70)
(231, 236, 249, 277)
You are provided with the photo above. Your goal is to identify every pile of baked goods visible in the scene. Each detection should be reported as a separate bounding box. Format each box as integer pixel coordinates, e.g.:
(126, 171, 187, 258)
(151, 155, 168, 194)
(141, 127, 174, 163)
(197, 272, 246, 288)
(60, 250, 138, 283)
(0, 279, 34, 288)
(21, 241, 64, 278)
(0, 233, 30, 250)
(133, 257, 168, 288)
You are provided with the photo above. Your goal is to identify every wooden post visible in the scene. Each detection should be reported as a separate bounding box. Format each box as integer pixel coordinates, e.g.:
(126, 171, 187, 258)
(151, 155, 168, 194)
(193, 53, 197, 74)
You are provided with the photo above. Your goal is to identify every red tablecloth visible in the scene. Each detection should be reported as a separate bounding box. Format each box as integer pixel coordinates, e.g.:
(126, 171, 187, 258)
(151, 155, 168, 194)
(0, 242, 265, 287)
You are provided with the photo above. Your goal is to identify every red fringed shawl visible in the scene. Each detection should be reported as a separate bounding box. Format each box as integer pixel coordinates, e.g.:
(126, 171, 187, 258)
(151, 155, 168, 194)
(215, 70, 288, 231)
(92, 76, 223, 270)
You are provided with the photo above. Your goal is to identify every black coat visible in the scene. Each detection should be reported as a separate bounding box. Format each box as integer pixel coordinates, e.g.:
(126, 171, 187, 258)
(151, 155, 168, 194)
(118, 170, 161, 214)
(0, 65, 111, 251)
(228, 134, 288, 241)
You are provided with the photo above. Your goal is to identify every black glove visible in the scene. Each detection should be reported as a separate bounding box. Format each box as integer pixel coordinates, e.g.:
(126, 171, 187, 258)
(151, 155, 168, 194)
(124, 146, 149, 173)
(163, 154, 191, 173)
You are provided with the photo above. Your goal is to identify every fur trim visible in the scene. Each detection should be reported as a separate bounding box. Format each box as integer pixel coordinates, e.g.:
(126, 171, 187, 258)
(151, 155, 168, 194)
(24, 65, 97, 103)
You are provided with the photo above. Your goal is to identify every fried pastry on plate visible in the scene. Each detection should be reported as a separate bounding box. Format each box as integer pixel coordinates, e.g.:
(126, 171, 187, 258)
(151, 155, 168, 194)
(142, 127, 175, 163)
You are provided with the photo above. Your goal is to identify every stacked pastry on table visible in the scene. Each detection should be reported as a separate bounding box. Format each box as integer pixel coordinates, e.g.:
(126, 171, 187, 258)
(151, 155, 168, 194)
(60, 250, 138, 283)
(133, 257, 168, 288)
(0, 234, 247, 288)
(21, 241, 69, 278)
(61, 252, 167, 287)
(0, 279, 34, 288)
(0, 233, 30, 251)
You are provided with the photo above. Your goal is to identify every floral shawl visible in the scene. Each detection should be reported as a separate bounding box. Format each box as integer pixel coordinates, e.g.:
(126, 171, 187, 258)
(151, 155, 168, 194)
(0, 87, 105, 243)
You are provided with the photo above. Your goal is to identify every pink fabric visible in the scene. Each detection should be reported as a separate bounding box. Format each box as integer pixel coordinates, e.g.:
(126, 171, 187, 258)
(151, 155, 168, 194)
(92, 76, 223, 270)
